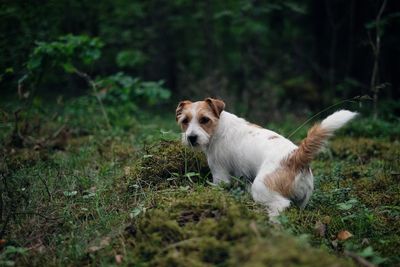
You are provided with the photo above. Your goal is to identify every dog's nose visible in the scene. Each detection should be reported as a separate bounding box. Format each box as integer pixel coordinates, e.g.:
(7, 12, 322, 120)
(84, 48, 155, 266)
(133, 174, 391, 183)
(188, 135, 198, 145)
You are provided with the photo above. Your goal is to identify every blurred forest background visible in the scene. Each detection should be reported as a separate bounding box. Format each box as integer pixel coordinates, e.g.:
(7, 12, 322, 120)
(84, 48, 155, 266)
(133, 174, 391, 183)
(1, 0, 400, 122)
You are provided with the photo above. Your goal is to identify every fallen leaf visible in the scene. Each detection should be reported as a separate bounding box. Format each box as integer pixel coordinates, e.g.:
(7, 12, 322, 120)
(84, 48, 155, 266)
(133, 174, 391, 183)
(100, 237, 111, 247)
(314, 220, 326, 237)
(337, 230, 353, 241)
(0, 239, 6, 246)
(124, 166, 131, 176)
(115, 254, 123, 264)
(88, 245, 101, 253)
(88, 236, 111, 253)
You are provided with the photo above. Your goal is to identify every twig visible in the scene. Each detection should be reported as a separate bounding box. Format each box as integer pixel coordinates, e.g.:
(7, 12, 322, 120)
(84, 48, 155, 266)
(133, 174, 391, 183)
(74, 69, 111, 130)
(344, 250, 376, 267)
(0, 213, 12, 238)
(38, 176, 52, 201)
(369, 0, 387, 120)
(50, 125, 66, 139)
(13, 212, 61, 221)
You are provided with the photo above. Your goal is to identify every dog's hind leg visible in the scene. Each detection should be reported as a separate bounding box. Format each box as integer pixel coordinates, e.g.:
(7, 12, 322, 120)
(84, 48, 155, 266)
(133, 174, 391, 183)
(251, 176, 291, 222)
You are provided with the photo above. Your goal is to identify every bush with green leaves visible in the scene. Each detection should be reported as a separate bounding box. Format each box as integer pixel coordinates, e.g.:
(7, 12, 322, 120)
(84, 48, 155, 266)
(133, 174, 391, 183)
(96, 72, 171, 129)
(19, 34, 171, 130)
(19, 35, 103, 89)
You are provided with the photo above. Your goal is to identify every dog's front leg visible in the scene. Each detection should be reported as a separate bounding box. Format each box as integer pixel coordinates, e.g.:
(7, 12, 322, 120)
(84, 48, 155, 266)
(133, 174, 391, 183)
(208, 162, 231, 185)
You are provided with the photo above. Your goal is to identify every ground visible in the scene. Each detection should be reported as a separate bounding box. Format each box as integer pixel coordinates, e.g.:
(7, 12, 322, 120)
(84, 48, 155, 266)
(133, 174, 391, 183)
(0, 100, 399, 266)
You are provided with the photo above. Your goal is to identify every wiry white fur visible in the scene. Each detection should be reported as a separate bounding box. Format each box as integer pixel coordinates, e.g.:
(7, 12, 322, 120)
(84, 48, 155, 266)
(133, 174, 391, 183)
(321, 110, 358, 132)
(182, 109, 357, 221)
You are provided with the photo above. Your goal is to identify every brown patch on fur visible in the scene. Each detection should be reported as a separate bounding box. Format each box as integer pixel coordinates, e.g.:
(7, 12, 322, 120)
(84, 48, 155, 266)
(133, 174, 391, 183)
(264, 167, 297, 197)
(264, 123, 331, 197)
(179, 113, 193, 131)
(176, 101, 193, 132)
(176, 99, 223, 135)
(286, 124, 331, 171)
(268, 135, 279, 140)
(204, 98, 225, 118)
(175, 100, 192, 121)
(196, 101, 220, 135)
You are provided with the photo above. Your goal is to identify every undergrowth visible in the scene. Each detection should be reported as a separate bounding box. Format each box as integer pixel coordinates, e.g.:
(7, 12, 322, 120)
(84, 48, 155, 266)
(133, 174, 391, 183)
(0, 98, 399, 266)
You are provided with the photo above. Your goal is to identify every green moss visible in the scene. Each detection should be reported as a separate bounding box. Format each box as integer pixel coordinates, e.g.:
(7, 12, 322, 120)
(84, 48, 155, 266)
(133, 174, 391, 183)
(116, 187, 354, 267)
(283, 137, 400, 266)
(126, 140, 209, 188)
(330, 137, 399, 163)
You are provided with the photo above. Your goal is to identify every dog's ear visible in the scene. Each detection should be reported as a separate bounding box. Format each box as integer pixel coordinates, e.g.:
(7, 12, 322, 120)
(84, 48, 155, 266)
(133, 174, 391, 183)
(176, 100, 192, 121)
(205, 98, 225, 118)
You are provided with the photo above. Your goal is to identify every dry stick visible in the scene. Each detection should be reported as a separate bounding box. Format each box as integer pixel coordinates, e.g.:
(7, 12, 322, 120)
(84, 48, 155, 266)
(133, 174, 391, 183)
(50, 124, 66, 139)
(74, 70, 111, 130)
(344, 250, 376, 267)
(38, 176, 52, 201)
(369, 0, 387, 120)
(0, 213, 11, 238)
(13, 212, 61, 220)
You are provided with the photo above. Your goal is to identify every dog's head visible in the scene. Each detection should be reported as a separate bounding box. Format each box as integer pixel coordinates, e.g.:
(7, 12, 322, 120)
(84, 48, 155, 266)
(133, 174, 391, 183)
(176, 98, 225, 148)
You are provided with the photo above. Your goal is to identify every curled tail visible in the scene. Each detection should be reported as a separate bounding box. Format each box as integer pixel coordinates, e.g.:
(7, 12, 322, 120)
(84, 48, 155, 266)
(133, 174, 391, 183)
(286, 110, 358, 171)
(264, 110, 358, 198)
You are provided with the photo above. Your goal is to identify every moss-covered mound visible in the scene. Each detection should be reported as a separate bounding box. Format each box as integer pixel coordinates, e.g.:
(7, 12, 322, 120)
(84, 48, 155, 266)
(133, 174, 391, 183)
(126, 140, 209, 188)
(113, 187, 354, 267)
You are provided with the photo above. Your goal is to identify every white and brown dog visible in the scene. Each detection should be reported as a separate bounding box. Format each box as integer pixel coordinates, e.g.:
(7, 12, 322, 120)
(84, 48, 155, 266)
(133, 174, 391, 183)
(176, 98, 357, 219)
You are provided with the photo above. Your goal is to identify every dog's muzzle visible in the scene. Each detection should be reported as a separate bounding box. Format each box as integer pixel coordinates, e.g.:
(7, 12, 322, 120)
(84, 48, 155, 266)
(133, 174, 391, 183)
(188, 135, 198, 146)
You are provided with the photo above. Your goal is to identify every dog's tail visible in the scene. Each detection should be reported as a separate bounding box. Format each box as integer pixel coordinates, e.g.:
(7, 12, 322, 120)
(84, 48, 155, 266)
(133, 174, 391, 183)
(285, 110, 358, 171)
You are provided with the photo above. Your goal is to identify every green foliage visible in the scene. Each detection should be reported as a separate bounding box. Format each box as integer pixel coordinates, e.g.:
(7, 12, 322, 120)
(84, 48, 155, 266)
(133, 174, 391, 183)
(0, 246, 28, 267)
(116, 50, 148, 68)
(95, 72, 170, 129)
(97, 72, 170, 107)
(341, 117, 400, 139)
(1, 0, 399, 119)
(16, 34, 171, 131)
(26, 34, 103, 75)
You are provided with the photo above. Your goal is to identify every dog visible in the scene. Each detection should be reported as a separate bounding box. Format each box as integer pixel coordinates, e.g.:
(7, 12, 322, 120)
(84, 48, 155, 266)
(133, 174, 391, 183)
(176, 98, 357, 219)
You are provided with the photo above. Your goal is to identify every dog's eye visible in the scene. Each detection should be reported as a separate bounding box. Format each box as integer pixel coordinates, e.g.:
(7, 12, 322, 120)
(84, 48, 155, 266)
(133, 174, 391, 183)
(182, 118, 189, 124)
(199, 117, 210, 124)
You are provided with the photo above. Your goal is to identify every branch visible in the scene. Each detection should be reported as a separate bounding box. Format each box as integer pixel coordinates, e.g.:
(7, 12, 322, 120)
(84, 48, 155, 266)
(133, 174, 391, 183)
(74, 70, 111, 130)
(344, 250, 376, 267)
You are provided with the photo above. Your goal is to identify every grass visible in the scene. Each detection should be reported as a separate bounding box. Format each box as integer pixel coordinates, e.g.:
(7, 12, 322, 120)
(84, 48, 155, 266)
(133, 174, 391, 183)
(1, 98, 399, 266)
